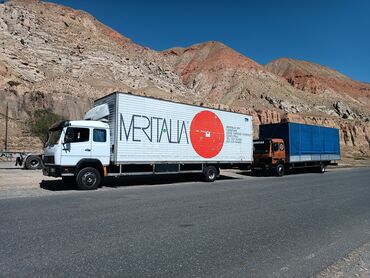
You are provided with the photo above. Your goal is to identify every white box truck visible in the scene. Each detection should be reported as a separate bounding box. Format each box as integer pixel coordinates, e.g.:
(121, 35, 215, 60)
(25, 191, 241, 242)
(43, 92, 253, 189)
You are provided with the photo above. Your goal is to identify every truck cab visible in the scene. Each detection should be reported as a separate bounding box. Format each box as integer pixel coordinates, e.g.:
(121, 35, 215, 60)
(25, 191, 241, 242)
(43, 120, 110, 189)
(253, 138, 286, 176)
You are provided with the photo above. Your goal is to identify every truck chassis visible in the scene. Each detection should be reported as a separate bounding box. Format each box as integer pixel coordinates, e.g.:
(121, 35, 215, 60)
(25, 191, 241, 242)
(0, 151, 43, 170)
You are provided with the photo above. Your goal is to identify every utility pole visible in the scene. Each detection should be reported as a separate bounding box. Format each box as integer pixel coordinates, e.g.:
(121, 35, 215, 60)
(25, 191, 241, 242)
(4, 102, 8, 151)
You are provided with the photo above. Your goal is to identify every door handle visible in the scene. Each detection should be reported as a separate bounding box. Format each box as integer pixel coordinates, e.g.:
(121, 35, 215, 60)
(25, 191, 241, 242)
(85, 149, 91, 152)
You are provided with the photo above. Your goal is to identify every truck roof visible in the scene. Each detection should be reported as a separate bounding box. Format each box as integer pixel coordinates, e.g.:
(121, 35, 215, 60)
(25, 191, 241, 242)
(69, 120, 109, 129)
(94, 91, 252, 117)
(260, 122, 339, 131)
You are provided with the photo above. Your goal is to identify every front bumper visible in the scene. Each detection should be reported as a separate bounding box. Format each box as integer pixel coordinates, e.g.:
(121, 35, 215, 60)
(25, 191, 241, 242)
(252, 157, 273, 170)
(43, 165, 76, 177)
(43, 165, 62, 177)
(252, 163, 271, 170)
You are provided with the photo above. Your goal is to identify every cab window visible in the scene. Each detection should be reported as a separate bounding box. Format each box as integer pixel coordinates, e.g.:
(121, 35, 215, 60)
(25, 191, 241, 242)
(253, 141, 270, 154)
(93, 129, 106, 142)
(64, 127, 89, 143)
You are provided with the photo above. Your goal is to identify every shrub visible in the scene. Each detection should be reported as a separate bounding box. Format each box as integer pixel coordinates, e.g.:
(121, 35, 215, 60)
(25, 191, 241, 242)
(29, 109, 64, 144)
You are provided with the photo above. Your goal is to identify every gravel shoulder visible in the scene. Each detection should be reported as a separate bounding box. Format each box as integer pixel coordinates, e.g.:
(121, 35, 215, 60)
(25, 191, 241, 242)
(316, 241, 370, 278)
(0, 162, 54, 198)
(0, 162, 249, 199)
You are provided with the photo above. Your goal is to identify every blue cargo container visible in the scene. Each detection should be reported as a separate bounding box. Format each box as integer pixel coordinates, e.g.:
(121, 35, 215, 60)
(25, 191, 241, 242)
(259, 122, 340, 163)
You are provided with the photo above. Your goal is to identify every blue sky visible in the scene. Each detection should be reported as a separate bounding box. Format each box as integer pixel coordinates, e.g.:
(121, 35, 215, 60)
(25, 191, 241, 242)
(48, 0, 370, 82)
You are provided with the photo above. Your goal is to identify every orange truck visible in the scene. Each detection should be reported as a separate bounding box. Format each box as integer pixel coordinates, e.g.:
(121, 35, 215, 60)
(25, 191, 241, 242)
(252, 123, 340, 176)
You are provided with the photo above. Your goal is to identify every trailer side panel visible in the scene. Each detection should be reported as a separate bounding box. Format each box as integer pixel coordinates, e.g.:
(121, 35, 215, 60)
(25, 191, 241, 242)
(95, 92, 253, 164)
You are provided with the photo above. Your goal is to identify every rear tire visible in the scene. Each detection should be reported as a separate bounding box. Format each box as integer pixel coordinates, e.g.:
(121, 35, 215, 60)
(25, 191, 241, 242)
(318, 163, 326, 173)
(275, 164, 285, 177)
(25, 155, 42, 170)
(203, 165, 218, 182)
(76, 167, 101, 190)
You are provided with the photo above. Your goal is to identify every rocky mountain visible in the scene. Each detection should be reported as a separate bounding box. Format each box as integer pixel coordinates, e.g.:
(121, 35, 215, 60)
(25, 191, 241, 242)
(0, 0, 369, 164)
(163, 42, 318, 113)
(266, 58, 370, 120)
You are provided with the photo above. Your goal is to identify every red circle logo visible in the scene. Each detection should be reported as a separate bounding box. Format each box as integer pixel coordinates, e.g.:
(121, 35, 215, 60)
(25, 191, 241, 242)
(190, 110, 225, 158)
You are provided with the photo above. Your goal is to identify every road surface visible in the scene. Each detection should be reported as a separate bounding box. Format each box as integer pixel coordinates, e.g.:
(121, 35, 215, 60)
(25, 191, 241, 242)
(1, 167, 370, 277)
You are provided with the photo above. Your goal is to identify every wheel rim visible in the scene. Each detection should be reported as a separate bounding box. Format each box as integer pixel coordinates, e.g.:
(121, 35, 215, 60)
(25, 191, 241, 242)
(277, 165, 283, 175)
(82, 172, 96, 187)
(321, 165, 325, 172)
(30, 159, 39, 167)
(208, 169, 216, 180)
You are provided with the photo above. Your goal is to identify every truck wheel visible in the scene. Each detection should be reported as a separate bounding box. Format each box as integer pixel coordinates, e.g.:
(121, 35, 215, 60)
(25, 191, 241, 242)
(318, 163, 326, 173)
(25, 155, 42, 170)
(275, 164, 285, 177)
(76, 167, 101, 190)
(203, 165, 218, 182)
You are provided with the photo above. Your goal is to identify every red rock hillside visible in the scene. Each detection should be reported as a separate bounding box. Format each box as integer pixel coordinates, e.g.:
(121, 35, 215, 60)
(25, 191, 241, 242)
(0, 0, 369, 165)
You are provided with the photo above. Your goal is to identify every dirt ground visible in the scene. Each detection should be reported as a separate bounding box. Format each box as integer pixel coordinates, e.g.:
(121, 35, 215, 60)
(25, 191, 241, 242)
(0, 161, 251, 199)
(0, 161, 58, 199)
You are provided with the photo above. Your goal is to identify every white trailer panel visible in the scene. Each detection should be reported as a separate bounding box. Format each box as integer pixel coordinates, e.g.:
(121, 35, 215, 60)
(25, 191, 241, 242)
(95, 93, 253, 164)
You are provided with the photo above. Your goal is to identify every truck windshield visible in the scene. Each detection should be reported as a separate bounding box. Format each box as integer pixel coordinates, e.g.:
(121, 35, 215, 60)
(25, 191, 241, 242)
(46, 129, 62, 146)
(253, 140, 270, 154)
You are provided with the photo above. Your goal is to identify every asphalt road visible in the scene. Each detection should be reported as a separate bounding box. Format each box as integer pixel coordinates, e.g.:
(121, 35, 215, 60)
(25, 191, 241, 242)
(1, 167, 370, 277)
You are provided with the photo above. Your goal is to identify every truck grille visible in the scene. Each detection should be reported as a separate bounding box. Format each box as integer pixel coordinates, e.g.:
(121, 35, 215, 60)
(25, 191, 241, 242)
(43, 156, 55, 164)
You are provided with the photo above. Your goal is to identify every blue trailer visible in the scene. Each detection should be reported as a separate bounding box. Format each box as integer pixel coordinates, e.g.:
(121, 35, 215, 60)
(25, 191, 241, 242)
(253, 122, 340, 176)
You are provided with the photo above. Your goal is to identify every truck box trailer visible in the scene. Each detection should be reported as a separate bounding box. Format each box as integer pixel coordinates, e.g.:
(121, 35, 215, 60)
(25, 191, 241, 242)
(253, 122, 340, 176)
(43, 92, 253, 189)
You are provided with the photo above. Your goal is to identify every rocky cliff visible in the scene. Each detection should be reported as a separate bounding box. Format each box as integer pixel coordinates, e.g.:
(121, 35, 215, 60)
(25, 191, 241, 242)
(0, 0, 369, 164)
(266, 58, 370, 120)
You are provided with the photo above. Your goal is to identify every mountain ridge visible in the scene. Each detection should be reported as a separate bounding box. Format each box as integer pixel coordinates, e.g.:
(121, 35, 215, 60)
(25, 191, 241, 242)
(0, 0, 369, 163)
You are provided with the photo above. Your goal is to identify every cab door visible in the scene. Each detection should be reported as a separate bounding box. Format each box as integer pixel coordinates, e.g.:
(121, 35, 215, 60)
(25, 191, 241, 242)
(91, 128, 110, 165)
(60, 127, 92, 166)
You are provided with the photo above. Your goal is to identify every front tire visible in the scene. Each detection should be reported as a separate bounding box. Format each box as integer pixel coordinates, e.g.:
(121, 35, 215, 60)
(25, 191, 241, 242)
(76, 167, 101, 190)
(275, 164, 285, 177)
(203, 165, 218, 182)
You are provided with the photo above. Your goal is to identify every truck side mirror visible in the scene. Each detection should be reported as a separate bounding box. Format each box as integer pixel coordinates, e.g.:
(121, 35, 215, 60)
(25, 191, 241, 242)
(64, 137, 72, 144)
(62, 142, 71, 151)
(63, 132, 73, 144)
(63, 127, 73, 144)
